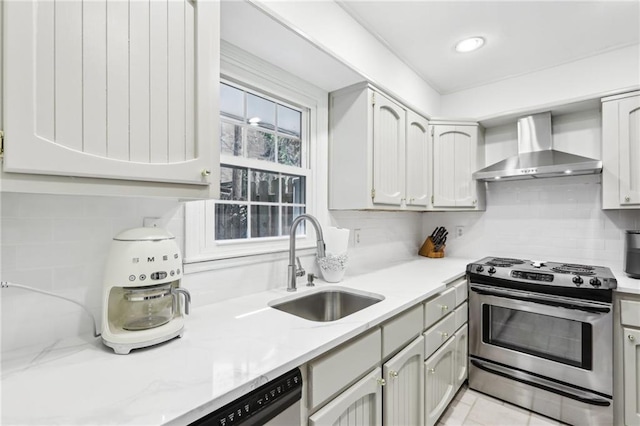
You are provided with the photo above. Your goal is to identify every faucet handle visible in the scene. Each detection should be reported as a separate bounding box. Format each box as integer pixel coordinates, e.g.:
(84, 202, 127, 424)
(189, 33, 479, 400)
(307, 273, 316, 287)
(295, 257, 306, 277)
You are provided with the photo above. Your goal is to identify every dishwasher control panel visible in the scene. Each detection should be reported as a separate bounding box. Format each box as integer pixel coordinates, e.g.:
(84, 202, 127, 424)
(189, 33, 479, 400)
(189, 368, 302, 426)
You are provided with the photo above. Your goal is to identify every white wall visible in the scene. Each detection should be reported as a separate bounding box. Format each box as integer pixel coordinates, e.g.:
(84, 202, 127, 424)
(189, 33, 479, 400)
(441, 45, 640, 119)
(252, 0, 441, 117)
(424, 174, 640, 266)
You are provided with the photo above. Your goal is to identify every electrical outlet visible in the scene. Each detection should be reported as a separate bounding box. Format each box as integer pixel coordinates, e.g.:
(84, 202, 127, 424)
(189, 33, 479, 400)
(456, 226, 465, 238)
(353, 229, 362, 246)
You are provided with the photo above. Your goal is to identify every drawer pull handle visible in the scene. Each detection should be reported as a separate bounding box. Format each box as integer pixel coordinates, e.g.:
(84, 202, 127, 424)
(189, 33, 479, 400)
(440, 305, 449, 311)
(389, 370, 399, 378)
(376, 378, 386, 386)
(429, 368, 436, 374)
(625, 196, 631, 202)
(201, 169, 211, 177)
(630, 335, 636, 342)
(441, 332, 449, 339)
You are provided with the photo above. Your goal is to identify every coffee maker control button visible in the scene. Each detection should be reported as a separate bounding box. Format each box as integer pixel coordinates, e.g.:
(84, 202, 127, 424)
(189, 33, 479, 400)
(139, 274, 146, 281)
(177, 268, 181, 275)
(129, 275, 136, 282)
(170, 270, 175, 276)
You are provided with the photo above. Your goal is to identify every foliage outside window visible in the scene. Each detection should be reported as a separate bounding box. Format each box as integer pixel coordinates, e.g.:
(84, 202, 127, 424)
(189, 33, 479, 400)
(216, 82, 309, 241)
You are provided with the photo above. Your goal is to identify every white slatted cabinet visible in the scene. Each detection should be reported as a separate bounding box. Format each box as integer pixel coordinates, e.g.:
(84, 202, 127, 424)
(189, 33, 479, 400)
(431, 123, 484, 209)
(383, 336, 425, 426)
(454, 325, 469, 389)
(3, 0, 219, 197)
(308, 368, 383, 426)
(424, 336, 456, 426)
(623, 327, 640, 425)
(406, 111, 430, 207)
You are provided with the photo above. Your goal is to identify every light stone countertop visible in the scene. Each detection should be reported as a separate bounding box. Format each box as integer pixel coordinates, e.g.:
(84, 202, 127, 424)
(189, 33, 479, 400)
(1, 256, 471, 426)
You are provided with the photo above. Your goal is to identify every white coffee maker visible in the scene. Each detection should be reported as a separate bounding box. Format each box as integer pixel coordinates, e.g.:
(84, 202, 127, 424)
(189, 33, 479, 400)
(101, 227, 191, 354)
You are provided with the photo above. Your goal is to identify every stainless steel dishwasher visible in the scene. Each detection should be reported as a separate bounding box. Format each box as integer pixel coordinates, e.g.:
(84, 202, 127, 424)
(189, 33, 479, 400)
(189, 368, 302, 426)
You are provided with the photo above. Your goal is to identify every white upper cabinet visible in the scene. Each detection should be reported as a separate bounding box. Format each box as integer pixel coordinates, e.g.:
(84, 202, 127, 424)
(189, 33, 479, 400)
(3, 0, 219, 197)
(431, 122, 485, 209)
(602, 91, 640, 209)
(329, 82, 430, 211)
(372, 92, 406, 205)
(406, 111, 430, 207)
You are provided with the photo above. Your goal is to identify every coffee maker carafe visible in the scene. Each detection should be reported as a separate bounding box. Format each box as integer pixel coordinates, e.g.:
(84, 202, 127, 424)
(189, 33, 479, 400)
(101, 227, 190, 354)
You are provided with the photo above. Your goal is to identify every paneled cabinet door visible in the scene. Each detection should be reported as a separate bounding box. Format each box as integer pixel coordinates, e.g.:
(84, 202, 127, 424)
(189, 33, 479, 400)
(618, 96, 640, 206)
(454, 325, 468, 389)
(372, 92, 406, 206)
(383, 336, 425, 426)
(309, 367, 383, 426)
(432, 125, 478, 208)
(4, 0, 218, 186)
(425, 336, 456, 426)
(624, 328, 640, 425)
(406, 111, 430, 207)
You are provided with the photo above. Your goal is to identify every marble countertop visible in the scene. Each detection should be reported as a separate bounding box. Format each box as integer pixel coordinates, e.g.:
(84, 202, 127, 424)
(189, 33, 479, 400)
(1, 256, 470, 426)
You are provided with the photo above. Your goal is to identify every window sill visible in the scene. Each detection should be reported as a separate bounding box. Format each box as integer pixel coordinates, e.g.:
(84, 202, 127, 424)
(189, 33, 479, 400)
(183, 243, 316, 274)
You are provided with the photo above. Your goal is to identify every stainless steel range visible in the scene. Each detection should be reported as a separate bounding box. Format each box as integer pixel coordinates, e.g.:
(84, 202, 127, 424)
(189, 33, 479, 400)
(467, 257, 617, 426)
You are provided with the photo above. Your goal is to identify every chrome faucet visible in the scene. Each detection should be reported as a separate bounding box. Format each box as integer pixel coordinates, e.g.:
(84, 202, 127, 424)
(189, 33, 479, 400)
(288, 214, 326, 292)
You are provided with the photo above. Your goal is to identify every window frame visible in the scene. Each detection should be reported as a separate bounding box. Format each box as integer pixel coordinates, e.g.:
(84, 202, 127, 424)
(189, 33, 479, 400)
(184, 43, 327, 268)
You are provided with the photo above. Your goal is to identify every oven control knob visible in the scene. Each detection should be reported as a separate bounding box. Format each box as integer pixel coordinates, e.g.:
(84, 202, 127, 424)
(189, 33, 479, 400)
(572, 276, 583, 286)
(488, 266, 496, 274)
(590, 278, 602, 287)
(476, 266, 484, 273)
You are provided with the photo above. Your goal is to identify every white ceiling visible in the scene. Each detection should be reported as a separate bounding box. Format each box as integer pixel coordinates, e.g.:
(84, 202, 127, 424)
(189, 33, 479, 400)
(338, 1, 640, 94)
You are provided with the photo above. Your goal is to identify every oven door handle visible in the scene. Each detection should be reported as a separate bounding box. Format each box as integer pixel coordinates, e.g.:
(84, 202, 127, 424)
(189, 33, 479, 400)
(470, 286, 611, 314)
(470, 359, 611, 407)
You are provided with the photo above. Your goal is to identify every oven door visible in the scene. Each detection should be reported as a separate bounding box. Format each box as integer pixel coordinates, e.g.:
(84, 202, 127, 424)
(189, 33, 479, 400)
(469, 283, 612, 396)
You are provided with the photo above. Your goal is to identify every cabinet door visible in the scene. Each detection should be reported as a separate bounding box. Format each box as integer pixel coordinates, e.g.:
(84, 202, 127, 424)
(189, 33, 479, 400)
(432, 125, 478, 208)
(454, 325, 468, 389)
(618, 96, 640, 206)
(309, 367, 382, 426)
(624, 328, 640, 425)
(425, 336, 456, 426)
(406, 111, 430, 207)
(383, 336, 424, 426)
(4, 0, 218, 186)
(372, 92, 406, 206)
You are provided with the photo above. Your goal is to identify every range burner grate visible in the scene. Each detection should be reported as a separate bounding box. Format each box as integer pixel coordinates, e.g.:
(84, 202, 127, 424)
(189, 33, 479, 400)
(485, 257, 525, 268)
(551, 264, 596, 276)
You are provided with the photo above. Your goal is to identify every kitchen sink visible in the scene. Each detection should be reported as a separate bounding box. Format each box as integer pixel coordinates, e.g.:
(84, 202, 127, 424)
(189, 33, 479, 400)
(269, 287, 385, 322)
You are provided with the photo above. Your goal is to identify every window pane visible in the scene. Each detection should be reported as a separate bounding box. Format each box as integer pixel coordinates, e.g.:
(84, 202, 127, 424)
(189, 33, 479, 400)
(220, 122, 243, 156)
(220, 84, 244, 121)
(220, 166, 247, 201)
(251, 171, 279, 203)
(278, 136, 301, 167)
(247, 93, 275, 130)
(251, 205, 279, 238)
(277, 105, 301, 137)
(215, 204, 248, 240)
(247, 128, 275, 162)
(281, 175, 305, 204)
(282, 207, 306, 236)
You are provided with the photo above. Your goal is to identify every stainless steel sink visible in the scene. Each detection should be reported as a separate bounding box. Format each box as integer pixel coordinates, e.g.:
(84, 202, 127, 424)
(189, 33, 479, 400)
(269, 288, 384, 322)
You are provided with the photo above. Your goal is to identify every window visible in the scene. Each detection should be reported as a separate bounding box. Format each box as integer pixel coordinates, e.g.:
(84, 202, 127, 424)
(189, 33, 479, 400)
(216, 82, 309, 241)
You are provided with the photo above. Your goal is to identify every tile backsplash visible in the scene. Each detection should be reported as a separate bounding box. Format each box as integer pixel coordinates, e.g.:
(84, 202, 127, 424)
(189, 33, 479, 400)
(2, 175, 639, 353)
(424, 174, 640, 266)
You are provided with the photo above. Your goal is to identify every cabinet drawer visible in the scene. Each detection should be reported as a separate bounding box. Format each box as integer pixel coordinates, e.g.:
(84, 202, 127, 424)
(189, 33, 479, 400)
(424, 288, 456, 330)
(382, 304, 424, 359)
(450, 277, 468, 306)
(454, 302, 468, 331)
(424, 313, 456, 360)
(621, 300, 640, 327)
(308, 329, 382, 411)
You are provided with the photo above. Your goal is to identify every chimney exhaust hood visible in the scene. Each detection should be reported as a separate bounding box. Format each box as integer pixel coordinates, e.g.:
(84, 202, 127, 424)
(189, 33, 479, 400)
(472, 112, 602, 182)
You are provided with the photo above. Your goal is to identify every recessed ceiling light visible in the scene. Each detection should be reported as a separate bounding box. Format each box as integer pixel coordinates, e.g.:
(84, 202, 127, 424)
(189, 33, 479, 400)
(564, 170, 573, 174)
(455, 37, 485, 53)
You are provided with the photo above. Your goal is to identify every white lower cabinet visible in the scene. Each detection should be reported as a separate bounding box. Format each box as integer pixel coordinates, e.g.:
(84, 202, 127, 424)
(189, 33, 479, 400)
(623, 327, 640, 425)
(309, 367, 383, 426)
(424, 336, 456, 426)
(383, 336, 425, 426)
(454, 325, 468, 389)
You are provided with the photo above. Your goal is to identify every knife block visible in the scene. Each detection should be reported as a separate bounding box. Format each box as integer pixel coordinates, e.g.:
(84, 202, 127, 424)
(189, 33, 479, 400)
(419, 236, 445, 258)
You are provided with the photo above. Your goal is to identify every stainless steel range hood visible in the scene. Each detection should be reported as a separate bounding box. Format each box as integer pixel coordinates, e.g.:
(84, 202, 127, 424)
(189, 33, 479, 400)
(472, 112, 602, 181)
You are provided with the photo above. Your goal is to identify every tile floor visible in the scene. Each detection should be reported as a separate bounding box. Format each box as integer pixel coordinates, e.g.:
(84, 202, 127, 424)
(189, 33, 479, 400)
(438, 385, 567, 426)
